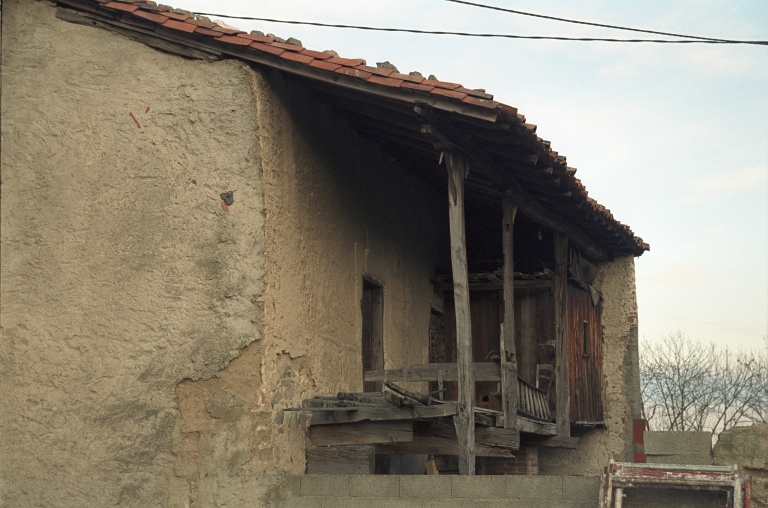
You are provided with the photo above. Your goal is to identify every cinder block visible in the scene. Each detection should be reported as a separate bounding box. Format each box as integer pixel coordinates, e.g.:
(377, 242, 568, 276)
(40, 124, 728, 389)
(323, 497, 422, 508)
(451, 476, 506, 499)
(480, 499, 531, 508)
(276, 495, 327, 508)
(300, 475, 350, 497)
(348, 475, 400, 497)
(506, 475, 563, 499)
(399, 475, 452, 498)
(644, 431, 711, 456)
(562, 476, 600, 500)
(421, 499, 469, 508)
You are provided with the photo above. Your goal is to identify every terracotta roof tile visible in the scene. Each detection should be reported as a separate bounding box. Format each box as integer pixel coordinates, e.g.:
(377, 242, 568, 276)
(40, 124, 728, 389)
(270, 42, 303, 52)
(430, 87, 468, 100)
(456, 87, 493, 100)
(194, 27, 223, 37)
(499, 104, 518, 117)
(162, 11, 190, 21)
(250, 42, 285, 56)
(217, 35, 252, 46)
(401, 81, 435, 92)
(326, 57, 366, 67)
(85, 0, 647, 255)
(368, 67, 394, 77)
(367, 75, 404, 88)
(301, 49, 333, 60)
(334, 66, 372, 79)
(103, 2, 138, 13)
(279, 51, 315, 64)
(210, 25, 243, 35)
(309, 60, 342, 72)
(462, 96, 500, 109)
(132, 10, 168, 23)
(237, 33, 275, 43)
(423, 79, 461, 89)
(391, 72, 424, 83)
(162, 19, 197, 33)
(187, 18, 217, 28)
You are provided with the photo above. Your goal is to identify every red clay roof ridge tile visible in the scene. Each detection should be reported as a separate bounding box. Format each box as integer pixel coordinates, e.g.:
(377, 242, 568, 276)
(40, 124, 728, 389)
(88, 0, 647, 253)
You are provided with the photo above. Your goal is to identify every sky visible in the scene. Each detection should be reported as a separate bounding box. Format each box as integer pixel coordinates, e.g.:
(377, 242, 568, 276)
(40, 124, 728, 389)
(180, 0, 768, 350)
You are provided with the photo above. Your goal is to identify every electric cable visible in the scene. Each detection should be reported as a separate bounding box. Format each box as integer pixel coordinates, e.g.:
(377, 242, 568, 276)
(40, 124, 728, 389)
(192, 13, 768, 45)
(441, 0, 751, 43)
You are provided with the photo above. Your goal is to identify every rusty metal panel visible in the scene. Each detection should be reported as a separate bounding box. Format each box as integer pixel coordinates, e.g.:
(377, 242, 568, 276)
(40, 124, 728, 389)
(567, 285, 604, 422)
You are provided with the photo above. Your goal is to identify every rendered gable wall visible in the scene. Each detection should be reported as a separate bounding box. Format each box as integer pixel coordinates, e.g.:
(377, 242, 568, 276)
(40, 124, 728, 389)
(1, 1, 270, 505)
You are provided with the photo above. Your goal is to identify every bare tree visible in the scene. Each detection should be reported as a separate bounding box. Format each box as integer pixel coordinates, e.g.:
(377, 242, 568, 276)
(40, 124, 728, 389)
(641, 331, 768, 439)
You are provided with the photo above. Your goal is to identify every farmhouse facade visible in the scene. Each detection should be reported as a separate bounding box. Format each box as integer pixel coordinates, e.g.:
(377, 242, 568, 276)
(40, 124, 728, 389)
(2, 0, 647, 506)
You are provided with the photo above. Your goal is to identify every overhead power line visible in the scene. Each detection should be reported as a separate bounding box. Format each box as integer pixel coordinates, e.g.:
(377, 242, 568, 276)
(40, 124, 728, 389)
(193, 13, 768, 45)
(442, 0, 747, 43)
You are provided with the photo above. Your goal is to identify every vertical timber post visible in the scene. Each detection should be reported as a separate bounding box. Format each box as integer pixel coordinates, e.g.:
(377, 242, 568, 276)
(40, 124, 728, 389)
(554, 232, 570, 437)
(444, 152, 475, 475)
(501, 193, 519, 430)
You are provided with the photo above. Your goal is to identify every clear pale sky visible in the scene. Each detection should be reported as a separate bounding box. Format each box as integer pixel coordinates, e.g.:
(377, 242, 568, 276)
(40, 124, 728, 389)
(181, 0, 768, 349)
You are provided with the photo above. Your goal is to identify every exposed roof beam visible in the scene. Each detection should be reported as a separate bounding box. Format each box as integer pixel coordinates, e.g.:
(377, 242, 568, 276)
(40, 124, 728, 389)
(415, 104, 609, 262)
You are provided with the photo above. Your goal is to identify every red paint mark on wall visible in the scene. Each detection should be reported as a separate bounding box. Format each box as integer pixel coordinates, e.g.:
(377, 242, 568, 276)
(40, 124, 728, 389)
(145, 106, 150, 113)
(221, 202, 229, 211)
(129, 112, 141, 129)
(191, 179, 197, 185)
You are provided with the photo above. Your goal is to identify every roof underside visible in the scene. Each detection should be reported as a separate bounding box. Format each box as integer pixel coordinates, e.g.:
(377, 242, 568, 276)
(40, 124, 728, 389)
(56, 0, 649, 260)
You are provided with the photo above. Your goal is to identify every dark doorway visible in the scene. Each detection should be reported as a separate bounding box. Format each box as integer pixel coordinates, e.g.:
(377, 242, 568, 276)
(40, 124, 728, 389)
(362, 278, 384, 392)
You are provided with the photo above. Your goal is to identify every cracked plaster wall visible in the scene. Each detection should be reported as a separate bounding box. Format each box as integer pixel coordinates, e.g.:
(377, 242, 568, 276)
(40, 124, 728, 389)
(539, 255, 641, 475)
(1, 1, 271, 506)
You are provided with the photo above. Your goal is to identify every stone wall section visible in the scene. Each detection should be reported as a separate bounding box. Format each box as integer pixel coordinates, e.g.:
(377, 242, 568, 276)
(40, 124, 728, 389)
(714, 424, 768, 508)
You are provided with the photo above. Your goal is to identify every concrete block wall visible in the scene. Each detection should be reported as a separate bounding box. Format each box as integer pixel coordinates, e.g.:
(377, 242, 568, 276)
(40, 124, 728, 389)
(274, 475, 601, 507)
(644, 431, 712, 465)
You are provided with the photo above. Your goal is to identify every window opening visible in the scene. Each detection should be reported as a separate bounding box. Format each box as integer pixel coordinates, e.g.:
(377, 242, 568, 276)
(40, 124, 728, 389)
(362, 278, 384, 392)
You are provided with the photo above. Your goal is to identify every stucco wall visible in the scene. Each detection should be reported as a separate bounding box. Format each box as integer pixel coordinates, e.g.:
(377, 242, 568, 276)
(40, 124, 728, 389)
(1, 1, 269, 506)
(539, 255, 641, 474)
(175, 66, 451, 482)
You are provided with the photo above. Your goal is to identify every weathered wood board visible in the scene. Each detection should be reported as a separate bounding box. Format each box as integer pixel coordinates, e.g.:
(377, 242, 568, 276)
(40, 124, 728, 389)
(309, 421, 413, 446)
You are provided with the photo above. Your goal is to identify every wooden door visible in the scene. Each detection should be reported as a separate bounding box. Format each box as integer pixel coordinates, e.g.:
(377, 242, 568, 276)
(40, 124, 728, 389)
(442, 291, 502, 411)
(567, 285, 604, 423)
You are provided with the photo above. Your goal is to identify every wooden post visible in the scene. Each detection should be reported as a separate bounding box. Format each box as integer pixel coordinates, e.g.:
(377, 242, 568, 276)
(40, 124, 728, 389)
(501, 194, 519, 430)
(444, 152, 475, 475)
(554, 233, 570, 437)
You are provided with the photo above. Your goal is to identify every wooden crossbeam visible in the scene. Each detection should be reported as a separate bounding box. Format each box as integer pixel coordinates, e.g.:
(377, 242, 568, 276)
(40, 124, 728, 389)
(364, 362, 500, 382)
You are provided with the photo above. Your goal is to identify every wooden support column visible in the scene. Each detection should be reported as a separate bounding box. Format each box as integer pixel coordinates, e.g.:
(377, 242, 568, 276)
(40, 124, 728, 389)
(501, 193, 519, 430)
(554, 232, 570, 437)
(444, 151, 475, 475)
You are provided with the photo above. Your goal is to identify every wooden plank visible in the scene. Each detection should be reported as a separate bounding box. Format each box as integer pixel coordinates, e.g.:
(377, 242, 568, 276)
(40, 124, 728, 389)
(497, 414, 557, 435)
(309, 421, 413, 446)
(433, 279, 554, 291)
(554, 233, 570, 437)
(306, 402, 459, 425)
(375, 437, 515, 458)
(364, 362, 500, 382)
(305, 445, 374, 475)
(445, 152, 475, 475)
(420, 422, 519, 450)
(501, 194, 519, 431)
